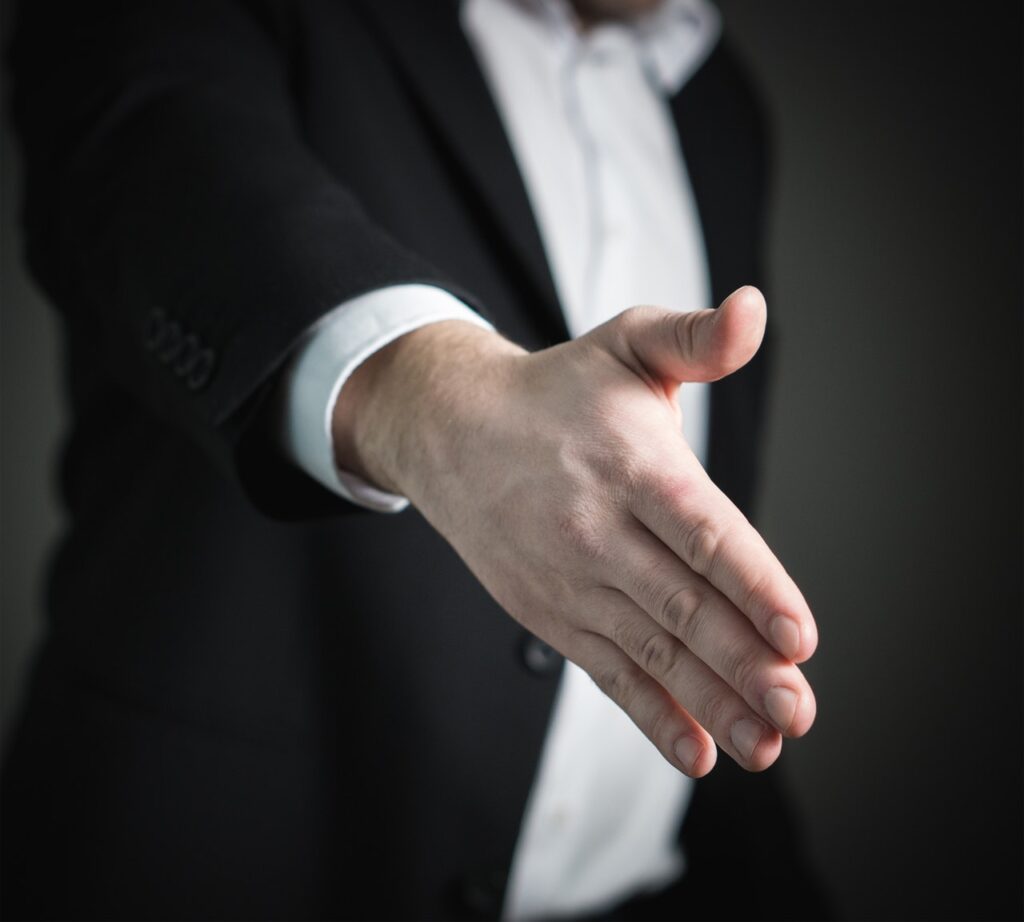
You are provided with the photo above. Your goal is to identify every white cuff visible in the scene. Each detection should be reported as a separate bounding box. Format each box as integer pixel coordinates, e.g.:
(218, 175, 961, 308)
(277, 284, 494, 512)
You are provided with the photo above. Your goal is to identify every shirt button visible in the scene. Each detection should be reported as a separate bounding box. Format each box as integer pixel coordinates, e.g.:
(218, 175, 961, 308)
(547, 804, 573, 833)
(520, 634, 562, 676)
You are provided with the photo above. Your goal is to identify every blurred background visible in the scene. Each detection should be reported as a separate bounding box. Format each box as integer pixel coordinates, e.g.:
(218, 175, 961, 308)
(2, 1, 1020, 920)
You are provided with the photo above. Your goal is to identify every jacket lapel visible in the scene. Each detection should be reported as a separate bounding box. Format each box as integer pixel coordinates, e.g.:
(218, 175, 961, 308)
(352, 0, 567, 340)
(669, 39, 772, 516)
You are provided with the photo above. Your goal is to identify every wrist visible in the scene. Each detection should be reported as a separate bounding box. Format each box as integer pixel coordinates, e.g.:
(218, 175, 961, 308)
(332, 319, 524, 499)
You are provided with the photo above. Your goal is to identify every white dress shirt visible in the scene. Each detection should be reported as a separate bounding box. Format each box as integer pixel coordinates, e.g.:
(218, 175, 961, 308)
(276, 0, 720, 917)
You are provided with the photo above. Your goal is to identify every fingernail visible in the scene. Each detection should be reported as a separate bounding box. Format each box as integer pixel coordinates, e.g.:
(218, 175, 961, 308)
(764, 686, 799, 733)
(674, 736, 704, 773)
(769, 615, 801, 660)
(730, 718, 765, 761)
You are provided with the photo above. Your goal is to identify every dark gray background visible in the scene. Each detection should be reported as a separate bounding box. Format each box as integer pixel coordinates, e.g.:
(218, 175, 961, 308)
(1, 2, 1021, 920)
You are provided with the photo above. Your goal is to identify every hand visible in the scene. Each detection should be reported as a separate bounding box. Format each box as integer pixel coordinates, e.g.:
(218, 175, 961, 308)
(335, 286, 817, 777)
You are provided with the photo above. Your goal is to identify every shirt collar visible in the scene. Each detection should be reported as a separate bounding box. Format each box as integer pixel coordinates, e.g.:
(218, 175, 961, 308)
(507, 0, 721, 94)
(632, 0, 721, 93)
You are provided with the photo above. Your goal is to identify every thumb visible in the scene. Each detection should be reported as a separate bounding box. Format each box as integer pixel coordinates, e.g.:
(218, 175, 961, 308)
(609, 286, 767, 384)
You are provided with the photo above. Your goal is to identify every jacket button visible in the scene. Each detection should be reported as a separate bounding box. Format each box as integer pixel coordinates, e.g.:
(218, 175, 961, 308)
(186, 348, 216, 391)
(520, 634, 562, 676)
(173, 334, 201, 377)
(455, 869, 506, 918)
(144, 307, 166, 351)
(157, 321, 183, 364)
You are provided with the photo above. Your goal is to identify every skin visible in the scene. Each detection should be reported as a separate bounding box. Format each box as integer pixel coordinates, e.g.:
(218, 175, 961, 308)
(569, 0, 666, 28)
(334, 287, 817, 778)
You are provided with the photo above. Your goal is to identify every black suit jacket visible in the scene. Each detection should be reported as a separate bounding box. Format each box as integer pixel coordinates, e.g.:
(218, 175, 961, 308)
(2, 2, 822, 920)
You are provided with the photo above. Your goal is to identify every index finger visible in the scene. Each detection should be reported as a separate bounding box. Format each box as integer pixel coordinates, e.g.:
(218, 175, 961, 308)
(629, 462, 818, 663)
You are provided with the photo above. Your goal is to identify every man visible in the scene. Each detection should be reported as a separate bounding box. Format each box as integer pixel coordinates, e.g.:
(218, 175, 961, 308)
(2, 0, 826, 918)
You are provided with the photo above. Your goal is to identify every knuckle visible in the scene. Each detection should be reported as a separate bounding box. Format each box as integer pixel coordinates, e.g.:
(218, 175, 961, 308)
(617, 304, 656, 332)
(617, 306, 641, 331)
(632, 567, 664, 612)
(692, 684, 728, 735)
(646, 473, 700, 526)
(738, 568, 773, 622)
(617, 452, 653, 500)
(724, 641, 760, 698)
(607, 611, 633, 650)
(681, 515, 725, 575)
(659, 583, 705, 641)
(612, 306, 661, 372)
(599, 661, 642, 712)
(589, 433, 648, 501)
(646, 702, 677, 750)
(636, 630, 679, 678)
(557, 509, 604, 562)
(673, 312, 698, 361)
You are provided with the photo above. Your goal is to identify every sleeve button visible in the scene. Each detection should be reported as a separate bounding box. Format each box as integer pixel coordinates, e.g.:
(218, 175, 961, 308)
(157, 321, 183, 364)
(144, 308, 167, 351)
(173, 334, 201, 377)
(186, 348, 216, 391)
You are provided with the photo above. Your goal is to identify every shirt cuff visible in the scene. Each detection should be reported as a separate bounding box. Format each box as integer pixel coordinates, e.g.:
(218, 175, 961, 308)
(277, 284, 494, 512)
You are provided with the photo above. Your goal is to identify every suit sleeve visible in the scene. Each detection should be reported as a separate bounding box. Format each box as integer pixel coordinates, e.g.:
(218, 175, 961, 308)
(8, 0, 485, 516)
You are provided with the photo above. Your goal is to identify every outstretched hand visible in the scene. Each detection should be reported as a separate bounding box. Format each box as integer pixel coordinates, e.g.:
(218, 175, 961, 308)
(336, 286, 817, 777)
